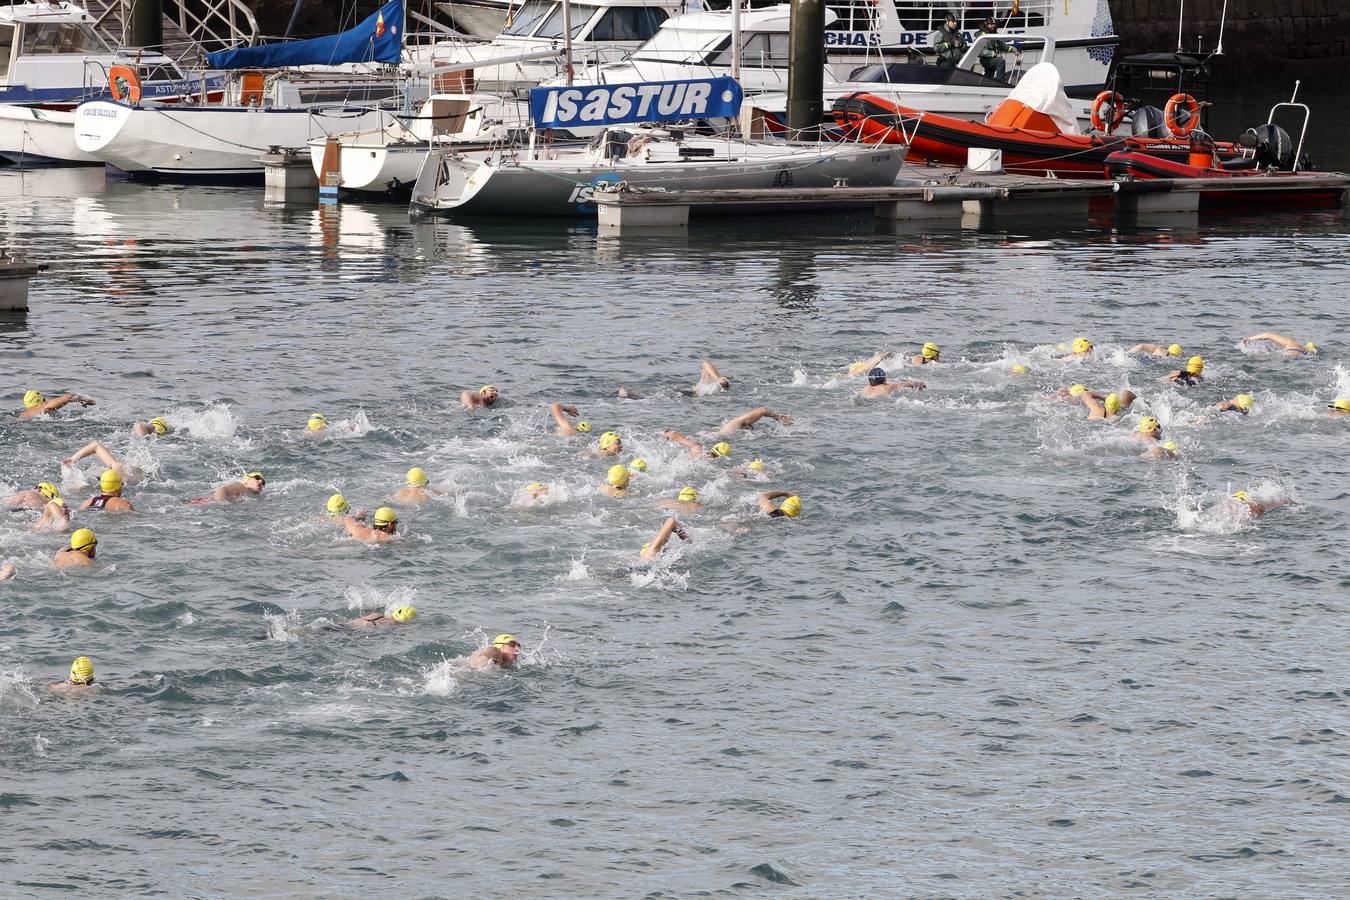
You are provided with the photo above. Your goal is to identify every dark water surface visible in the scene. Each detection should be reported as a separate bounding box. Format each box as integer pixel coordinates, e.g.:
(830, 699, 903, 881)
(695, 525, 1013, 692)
(1, 136, 1348, 898)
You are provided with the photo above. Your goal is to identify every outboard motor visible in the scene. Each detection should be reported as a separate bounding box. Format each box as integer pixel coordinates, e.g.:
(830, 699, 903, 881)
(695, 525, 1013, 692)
(605, 129, 632, 161)
(1239, 123, 1294, 170)
(1130, 106, 1167, 139)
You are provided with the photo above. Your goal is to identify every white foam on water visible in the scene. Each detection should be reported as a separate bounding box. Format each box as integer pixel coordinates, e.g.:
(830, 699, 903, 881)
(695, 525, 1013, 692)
(167, 402, 241, 444)
(421, 657, 462, 696)
(333, 409, 375, 439)
(262, 609, 303, 642)
(33, 734, 49, 757)
(176, 611, 195, 626)
(790, 367, 810, 386)
(1332, 364, 1350, 399)
(1171, 476, 1293, 535)
(562, 553, 592, 581)
(0, 667, 39, 712)
(344, 583, 418, 615)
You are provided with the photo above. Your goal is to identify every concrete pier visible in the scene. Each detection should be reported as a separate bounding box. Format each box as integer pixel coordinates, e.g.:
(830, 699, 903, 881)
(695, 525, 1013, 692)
(259, 147, 318, 201)
(0, 257, 40, 312)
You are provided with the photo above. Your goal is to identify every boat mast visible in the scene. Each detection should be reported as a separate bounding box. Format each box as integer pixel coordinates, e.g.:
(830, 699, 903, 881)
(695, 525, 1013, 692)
(563, 0, 574, 85)
(731, 0, 741, 82)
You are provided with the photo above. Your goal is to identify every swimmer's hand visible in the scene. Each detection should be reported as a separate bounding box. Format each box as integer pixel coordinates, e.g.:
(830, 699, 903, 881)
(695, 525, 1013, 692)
(75, 395, 96, 407)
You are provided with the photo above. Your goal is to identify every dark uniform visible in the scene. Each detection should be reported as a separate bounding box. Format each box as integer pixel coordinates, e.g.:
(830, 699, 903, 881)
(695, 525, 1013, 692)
(977, 19, 1013, 81)
(933, 15, 967, 67)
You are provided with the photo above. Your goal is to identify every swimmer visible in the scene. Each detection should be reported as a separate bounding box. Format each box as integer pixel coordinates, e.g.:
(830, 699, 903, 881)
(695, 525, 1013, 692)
(640, 516, 690, 560)
(1010, 364, 1031, 375)
(1230, 490, 1290, 519)
(391, 467, 437, 505)
(1140, 440, 1180, 461)
(861, 368, 926, 398)
(627, 458, 649, 476)
(1082, 389, 1136, 420)
(718, 406, 792, 437)
(32, 497, 70, 532)
(733, 458, 768, 479)
(345, 506, 399, 542)
(660, 487, 703, 514)
(4, 481, 61, 510)
(132, 416, 170, 438)
(1241, 332, 1316, 356)
(1050, 383, 1090, 403)
(550, 402, 592, 436)
(757, 491, 802, 519)
(206, 471, 266, 502)
(1164, 356, 1205, 384)
(348, 606, 416, 629)
(1328, 399, 1350, 418)
(524, 482, 550, 499)
(662, 431, 731, 461)
(17, 390, 95, 419)
(1127, 342, 1183, 358)
(303, 412, 328, 436)
(51, 656, 97, 691)
(1218, 394, 1254, 415)
(910, 342, 941, 365)
(1062, 337, 1094, 359)
(321, 494, 364, 524)
(461, 384, 499, 409)
(80, 469, 135, 512)
(689, 359, 730, 395)
(0, 563, 14, 581)
(469, 633, 522, 669)
(1132, 416, 1162, 444)
(616, 386, 645, 400)
(62, 441, 135, 482)
(55, 528, 98, 568)
(597, 431, 623, 457)
(845, 351, 895, 377)
(603, 464, 630, 497)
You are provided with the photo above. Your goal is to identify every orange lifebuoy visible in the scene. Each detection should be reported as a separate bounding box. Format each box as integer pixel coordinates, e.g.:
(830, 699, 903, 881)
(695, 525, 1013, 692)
(109, 65, 141, 105)
(1090, 90, 1126, 132)
(1165, 93, 1201, 137)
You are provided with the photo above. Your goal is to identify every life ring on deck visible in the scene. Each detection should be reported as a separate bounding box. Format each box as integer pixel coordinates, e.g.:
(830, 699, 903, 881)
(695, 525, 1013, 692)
(109, 65, 142, 105)
(1165, 93, 1201, 137)
(1090, 90, 1126, 132)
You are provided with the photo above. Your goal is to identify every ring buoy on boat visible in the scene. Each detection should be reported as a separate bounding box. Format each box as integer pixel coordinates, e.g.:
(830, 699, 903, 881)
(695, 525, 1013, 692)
(1165, 93, 1201, 137)
(1090, 91, 1126, 132)
(109, 65, 141, 105)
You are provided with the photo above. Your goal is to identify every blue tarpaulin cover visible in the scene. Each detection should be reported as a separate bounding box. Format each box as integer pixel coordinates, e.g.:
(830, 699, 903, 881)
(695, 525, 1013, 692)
(206, 0, 403, 69)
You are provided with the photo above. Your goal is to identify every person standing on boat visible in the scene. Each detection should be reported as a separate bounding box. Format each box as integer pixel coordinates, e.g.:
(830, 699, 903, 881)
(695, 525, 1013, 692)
(934, 12, 968, 67)
(977, 18, 1016, 81)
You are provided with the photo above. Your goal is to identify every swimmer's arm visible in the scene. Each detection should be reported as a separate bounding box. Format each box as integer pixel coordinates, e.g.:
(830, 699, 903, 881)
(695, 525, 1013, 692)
(41, 393, 96, 415)
(720, 407, 792, 435)
(1251, 498, 1292, 515)
(891, 379, 926, 390)
(0, 563, 14, 581)
(1081, 393, 1106, 419)
(550, 402, 579, 435)
(1126, 343, 1162, 355)
(617, 386, 644, 400)
(1243, 331, 1292, 347)
(662, 430, 703, 453)
(1162, 370, 1183, 382)
(343, 518, 373, 540)
(757, 490, 790, 514)
(641, 516, 686, 559)
(1216, 399, 1240, 412)
(78, 496, 98, 510)
(852, 352, 891, 373)
(699, 360, 729, 389)
(459, 390, 478, 408)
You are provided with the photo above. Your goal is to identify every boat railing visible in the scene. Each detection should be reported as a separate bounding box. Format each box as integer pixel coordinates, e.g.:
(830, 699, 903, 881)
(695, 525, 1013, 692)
(1266, 80, 1310, 174)
(891, 0, 1057, 35)
(83, 0, 259, 68)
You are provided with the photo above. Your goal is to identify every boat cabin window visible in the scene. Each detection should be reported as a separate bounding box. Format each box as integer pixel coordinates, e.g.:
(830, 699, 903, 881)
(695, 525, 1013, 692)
(709, 32, 789, 68)
(19, 22, 106, 54)
(588, 7, 668, 42)
(502, 0, 555, 37)
(0, 25, 13, 80)
(895, 2, 1046, 32)
(534, 3, 598, 39)
(631, 28, 726, 64)
(826, 1, 876, 32)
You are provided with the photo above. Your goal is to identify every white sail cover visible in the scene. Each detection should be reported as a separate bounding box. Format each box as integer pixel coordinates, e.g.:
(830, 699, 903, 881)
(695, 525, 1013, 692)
(1004, 62, 1080, 135)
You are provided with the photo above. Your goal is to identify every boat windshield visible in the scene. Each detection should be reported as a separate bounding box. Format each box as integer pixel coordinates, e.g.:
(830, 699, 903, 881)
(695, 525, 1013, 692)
(19, 22, 106, 54)
(534, 3, 598, 39)
(501, 1, 554, 37)
(629, 27, 727, 64)
(708, 32, 788, 68)
(0, 25, 12, 80)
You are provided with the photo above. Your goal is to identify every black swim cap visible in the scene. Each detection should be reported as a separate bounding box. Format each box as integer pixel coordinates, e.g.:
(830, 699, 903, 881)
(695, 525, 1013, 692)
(867, 367, 886, 386)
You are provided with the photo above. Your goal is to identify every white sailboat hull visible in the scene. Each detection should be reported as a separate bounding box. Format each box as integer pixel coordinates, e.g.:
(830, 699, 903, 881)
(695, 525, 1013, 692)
(0, 105, 100, 165)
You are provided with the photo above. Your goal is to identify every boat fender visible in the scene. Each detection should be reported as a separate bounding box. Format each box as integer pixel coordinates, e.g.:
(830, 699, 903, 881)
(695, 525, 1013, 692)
(1164, 94, 1201, 138)
(109, 65, 142, 105)
(1090, 91, 1126, 133)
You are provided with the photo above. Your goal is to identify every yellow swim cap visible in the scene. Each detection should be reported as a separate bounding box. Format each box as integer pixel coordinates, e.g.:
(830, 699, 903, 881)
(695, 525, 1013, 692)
(99, 469, 123, 493)
(1168, 344, 1183, 357)
(575, 421, 592, 433)
(1011, 363, 1030, 375)
(307, 413, 327, 431)
(678, 487, 698, 503)
(1234, 394, 1253, 412)
(51, 498, 67, 507)
(780, 495, 802, 517)
(492, 633, 519, 648)
(1163, 441, 1179, 452)
(599, 431, 621, 449)
(710, 441, 732, 458)
(1332, 398, 1350, 412)
(70, 656, 94, 685)
(1072, 337, 1093, 354)
(748, 459, 765, 472)
(1233, 490, 1249, 501)
(1104, 393, 1122, 415)
(1068, 384, 1087, 397)
(391, 606, 417, 622)
(921, 342, 940, 360)
(1138, 417, 1160, 433)
(70, 528, 97, 552)
(627, 458, 648, 473)
(1304, 342, 1317, 353)
(245, 471, 264, 483)
(1186, 355, 1204, 375)
(607, 464, 629, 487)
(36, 482, 60, 499)
(150, 417, 169, 435)
(326, 494, 349, 515)
(23, 390, 44, 409)
(526, 483, 546, 493)
(406, 467, 429, 487)
(479, 384, 496, 395)
(373, 507, 398, 527)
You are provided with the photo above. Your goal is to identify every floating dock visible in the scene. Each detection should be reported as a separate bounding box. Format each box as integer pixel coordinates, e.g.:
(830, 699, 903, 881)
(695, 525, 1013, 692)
(0, 257, 39, 312)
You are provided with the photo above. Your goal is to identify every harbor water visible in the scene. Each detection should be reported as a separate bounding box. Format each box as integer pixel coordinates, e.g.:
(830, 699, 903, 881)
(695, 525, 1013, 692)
(1, 77, 1349, 894)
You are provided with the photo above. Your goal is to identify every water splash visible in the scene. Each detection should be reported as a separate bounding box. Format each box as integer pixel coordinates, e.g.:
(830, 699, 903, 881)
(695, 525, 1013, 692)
(343, 584, 419, 615)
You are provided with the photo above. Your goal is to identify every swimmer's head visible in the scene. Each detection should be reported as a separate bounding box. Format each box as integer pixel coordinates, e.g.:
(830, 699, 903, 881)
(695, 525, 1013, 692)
(627, 458, 648, 474)
(307, 413, 327, 432)
(1167, 344, 1182, 357)
(1138, 416, 1160, 435)
(1010, 364, 1030, 375)
(599, 431, 622, 452)
(244, 472, 265, 492)
(1163, 441, 1179, 453)
(1068, 384, 1087, 398)
(391, 606, 417, 623)
(1304, 342, 1317, 354)
(710, 441, 732, 458)
(1072, 337, 1093, 354)
(23, 390, 44, 409)
(150, 417, 170, 435)
(1234, 394, 1253, 413)
(51, 498, 67, 507)
(866, 367, 886, 386)
(575, 421, 592, 433)
(99, 469, 123, 494)
(1233, 490, 1249, 501)
(525, 483, 548, 498)
(607, 464, 630, 488)
(69, 656, 94, 685)
(1186, 355, 1204, 375)
(780, 495, 802, 518)
(326, 494, 349, 516)
(1330, 398, 1350, 413)
(678, 487, 698, 503)
(1104, 393, 1122, 415)
(492, 633, 521, 662)
(748, 459, 766, 472)
(478, 385, 499, 405)
(373, 507, 398, 533)
(406, 467, 429, 487)
(36, 482, 60, 500)
(921, 342, 940, 360)
(70, 528, 97, 555)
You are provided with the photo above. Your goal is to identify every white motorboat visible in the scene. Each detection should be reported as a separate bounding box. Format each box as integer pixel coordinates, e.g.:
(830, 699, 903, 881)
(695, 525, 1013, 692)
(0, 104, 98, 163)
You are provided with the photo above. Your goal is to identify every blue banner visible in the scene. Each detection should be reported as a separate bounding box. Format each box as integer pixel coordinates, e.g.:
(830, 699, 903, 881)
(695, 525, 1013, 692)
(207, 0, 403, 70)
(529, 77, 743, 130)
